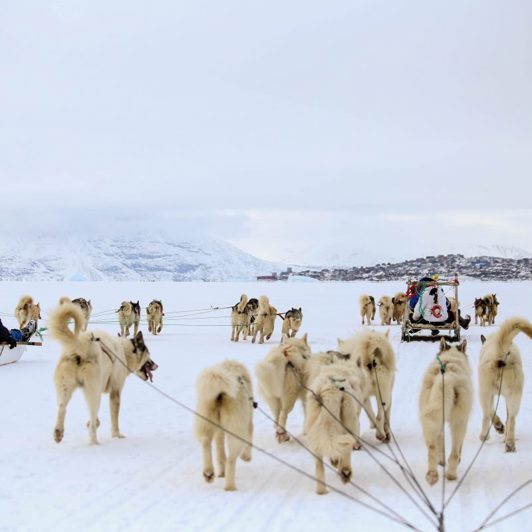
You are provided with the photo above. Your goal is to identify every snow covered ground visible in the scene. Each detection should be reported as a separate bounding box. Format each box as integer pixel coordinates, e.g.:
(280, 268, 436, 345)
(0, 280, 531, 532)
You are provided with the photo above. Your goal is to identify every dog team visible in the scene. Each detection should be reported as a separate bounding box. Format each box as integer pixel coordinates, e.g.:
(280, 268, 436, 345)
(5, 291, 529, 496)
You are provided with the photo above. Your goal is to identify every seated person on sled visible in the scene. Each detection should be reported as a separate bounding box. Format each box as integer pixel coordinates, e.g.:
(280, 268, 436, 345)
(407, 275, 471, 332)
(0, 318, 37, 349)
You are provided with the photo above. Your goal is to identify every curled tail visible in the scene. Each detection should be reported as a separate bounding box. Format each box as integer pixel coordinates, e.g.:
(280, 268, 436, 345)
(48, 302, 85, 346)
(495, 317, 532, 350)
(236, 294, 248, 313)
(196, 365, 241, 407)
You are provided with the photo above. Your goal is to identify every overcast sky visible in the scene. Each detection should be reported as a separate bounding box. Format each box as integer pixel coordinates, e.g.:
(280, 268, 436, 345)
(1, 1, 531, 261)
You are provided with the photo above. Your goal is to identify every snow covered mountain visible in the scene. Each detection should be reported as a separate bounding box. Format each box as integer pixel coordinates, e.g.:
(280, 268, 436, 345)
(0, 235, 281, 282)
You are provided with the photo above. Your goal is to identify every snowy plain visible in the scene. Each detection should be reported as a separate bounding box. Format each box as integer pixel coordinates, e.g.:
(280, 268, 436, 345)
(0, 280, 531, 532)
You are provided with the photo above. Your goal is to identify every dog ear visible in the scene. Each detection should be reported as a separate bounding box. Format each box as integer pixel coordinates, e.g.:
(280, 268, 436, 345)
(282, 346, 292, 358)
(302, 332, 308, 345)
(134, 331, 146, 351)
(480, 335, 486, 344)
(337, 337, 344, 347)
(439, 337, 450, 352)
(458, 339, 467, 353)
(384, 329, 390, 339)
(391, 297, 395, 304)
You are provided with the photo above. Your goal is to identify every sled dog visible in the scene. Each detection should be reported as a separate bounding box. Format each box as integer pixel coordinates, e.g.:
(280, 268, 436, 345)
(392, 292, 407, 324)
(419, 338, 472, 485)
(243, 297, 259, 339)
(305, 362, 364, 494)
(230, 294, 249, 342)
(337, 329, 396, 442)
(146, 300, 164, 335)
(194, 360, 254, 491)
(281, 307, 303, 338)
(117, 301, 141, 337)
(255, 334, 311, 441)
(252, 296, 277, 344)
(49, 302, 158, 445)
(474, 298, 488, 326)
(484, 294, 499, 326)
(15, 295, 41, 329)
(378, 296, 393, 326)
(359, 295, 376, 326)
(478, 317, 532, 452)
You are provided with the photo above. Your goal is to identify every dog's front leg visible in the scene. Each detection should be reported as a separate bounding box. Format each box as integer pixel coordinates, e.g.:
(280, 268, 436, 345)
(215, 430, 226, 477)
(110, 390, 125, 439)
(315, 455, 328, 495)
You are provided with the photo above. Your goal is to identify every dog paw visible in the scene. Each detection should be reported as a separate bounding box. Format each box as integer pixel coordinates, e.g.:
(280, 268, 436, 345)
(330, 458, 339, 468)
(316, 487, 329, 495)
(54, 428, 64, 443)
(479, 432, 490, 442)
(203, 470, 215, 483)
(240, 452, 252, 462)
(494, 422, 505, 434)
(340, 468, 352, 483)
(86, 418, 100, 429)
(224, 484, 237, 491)
(251, 338, 256, 344)
(426, 470, 439, 485)
(112, 432, 126, 439)
(505, 441, 516, 453)
(445, 471, 457, 481)
(353, 442, 362, 451)
(276, 430, 290, 443)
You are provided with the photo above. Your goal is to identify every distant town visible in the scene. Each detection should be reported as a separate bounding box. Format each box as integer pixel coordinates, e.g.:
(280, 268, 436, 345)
(257, 255, 532, 282)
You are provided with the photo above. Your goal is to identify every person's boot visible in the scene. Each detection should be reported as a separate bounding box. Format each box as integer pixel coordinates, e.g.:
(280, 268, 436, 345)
(459, 314, 471, 330)
(20, 320, 37, 341)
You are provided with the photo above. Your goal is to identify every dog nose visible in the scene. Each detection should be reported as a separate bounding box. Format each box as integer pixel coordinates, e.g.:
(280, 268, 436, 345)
(339, 386, 345, 392)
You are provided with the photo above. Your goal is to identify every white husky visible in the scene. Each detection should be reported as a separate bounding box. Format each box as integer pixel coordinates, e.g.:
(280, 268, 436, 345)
(337, 329, 396, 442)
(478, 317, 532, 452)
(255, 334, 311, 442)
(252, 295, 277, 344)
(48, 302, 157, 445)
(194, 360, 254, 491)
(305, 362, 364, 494)
(419, 339, 472, 485)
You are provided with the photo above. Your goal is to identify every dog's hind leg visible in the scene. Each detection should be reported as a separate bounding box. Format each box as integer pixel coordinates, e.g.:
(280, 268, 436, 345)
(110, 389, 125, 439)
(315, 455, 328, 495)
(504, 391, 522, 452)
(53, 370, 77, 443)
(479, 391, 498, 441)
(82, 380, 102, 445)
(240, 416, 253, 462)
(422, 418, 440, 485)
(224, 434, 244, 491)
(200, 432, 215, 483)
(277, 394, 297, 443)
(446, 415, 467, 481)
(215, 429, 226, 477)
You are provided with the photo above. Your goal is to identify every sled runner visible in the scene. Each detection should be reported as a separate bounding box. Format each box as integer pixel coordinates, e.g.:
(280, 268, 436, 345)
(0, 341, 42, 366)
(401, 276, 461, 342)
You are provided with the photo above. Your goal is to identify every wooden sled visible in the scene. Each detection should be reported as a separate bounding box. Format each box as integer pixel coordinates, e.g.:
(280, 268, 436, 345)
(0, 341, 42, 366)
(401, 276, 461, 343)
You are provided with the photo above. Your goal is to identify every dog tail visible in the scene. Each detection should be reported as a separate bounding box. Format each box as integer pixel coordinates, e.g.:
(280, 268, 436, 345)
(58, 296, 72, 305)
(494, 317, 532, 350)
(48, 302, 85, 346)
(196, 364, 241, 406)
(258, 295, 270, 312)
(16, 294, 34, 311)
(236, 294, 248, 313)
